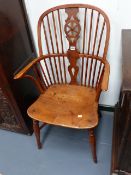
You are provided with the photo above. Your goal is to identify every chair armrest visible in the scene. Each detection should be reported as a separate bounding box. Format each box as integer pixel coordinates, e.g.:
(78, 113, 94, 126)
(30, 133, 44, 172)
(101, 60, 110, 91)
(14, 57, 45, 94)
(14, 57, 38, 79)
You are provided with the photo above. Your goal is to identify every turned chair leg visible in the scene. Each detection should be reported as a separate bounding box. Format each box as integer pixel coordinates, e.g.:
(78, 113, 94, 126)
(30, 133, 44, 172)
(89, 129, 97, 163)
(33, 119, 42, 149)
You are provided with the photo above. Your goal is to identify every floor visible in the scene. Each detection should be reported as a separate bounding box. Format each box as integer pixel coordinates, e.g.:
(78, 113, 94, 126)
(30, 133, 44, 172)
(0, 111, 113, 175)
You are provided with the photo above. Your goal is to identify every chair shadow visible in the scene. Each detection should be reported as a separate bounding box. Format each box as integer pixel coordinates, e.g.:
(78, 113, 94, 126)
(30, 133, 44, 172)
(41, 124, 53, 144)
(95, 111, 103, 142)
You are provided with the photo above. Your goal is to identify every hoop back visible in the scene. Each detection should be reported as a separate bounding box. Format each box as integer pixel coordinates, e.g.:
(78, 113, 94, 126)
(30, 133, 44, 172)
(37, 4, 110, 87)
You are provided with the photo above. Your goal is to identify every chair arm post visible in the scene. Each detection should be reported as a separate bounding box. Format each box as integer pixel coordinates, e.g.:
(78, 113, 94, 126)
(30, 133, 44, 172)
(95, 60, 110, 101)
(24, 75, 44, 94)
(101, 60, 110, 91)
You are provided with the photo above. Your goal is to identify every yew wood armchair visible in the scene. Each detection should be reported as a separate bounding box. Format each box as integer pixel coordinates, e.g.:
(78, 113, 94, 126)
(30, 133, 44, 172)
(14, 4, 110, 163)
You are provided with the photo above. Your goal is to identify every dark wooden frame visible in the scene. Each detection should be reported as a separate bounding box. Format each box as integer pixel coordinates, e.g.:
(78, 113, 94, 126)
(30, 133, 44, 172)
(111, 29, 131, 174)
(0, 0, 38, 134)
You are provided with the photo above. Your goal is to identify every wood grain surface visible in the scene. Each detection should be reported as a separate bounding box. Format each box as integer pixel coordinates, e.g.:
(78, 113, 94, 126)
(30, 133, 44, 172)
(28, 84, 98, 129)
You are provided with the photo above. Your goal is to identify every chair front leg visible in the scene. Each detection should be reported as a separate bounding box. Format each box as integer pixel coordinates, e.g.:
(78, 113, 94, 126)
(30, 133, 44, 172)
(89, 129, 97, 163)
(33, 119, 42, 149)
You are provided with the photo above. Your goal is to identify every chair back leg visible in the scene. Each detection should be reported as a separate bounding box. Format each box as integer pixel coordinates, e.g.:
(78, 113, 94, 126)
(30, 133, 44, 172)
(33, 119, 42, 149)
(89, 129, 97, 163)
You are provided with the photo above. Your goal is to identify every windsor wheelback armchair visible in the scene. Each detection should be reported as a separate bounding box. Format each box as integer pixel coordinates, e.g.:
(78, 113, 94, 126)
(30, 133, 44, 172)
(14, 4, 110, 163)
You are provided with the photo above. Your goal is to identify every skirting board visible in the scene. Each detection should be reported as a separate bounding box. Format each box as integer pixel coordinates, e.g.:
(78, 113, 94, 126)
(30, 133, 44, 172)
(99, 104, 115, 112)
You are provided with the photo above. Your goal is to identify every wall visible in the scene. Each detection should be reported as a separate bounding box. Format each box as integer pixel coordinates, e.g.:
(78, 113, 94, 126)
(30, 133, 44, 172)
(24, 0, 131, 106)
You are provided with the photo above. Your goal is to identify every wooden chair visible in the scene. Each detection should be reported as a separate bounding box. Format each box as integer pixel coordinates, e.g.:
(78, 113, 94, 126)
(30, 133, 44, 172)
(14, 4, 110, 163)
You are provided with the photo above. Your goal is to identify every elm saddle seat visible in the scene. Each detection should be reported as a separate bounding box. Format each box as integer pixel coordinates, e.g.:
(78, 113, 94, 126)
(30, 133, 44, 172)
(27, 85, 98, 129)
(14, 4, 110, 163)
